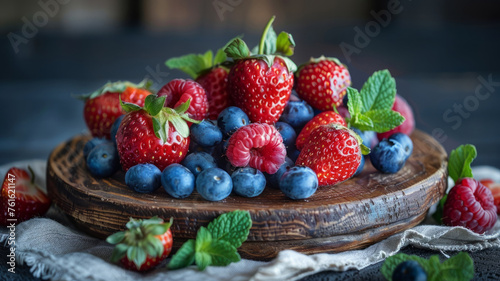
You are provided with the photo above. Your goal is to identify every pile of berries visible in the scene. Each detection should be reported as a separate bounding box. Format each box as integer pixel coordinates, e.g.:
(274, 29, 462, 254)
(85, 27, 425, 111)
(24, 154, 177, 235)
(79, 17, 417, 201)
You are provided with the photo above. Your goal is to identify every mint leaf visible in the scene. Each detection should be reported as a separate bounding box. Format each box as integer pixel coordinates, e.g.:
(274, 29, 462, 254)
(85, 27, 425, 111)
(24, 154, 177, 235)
(276, 32, 295, 56)
(439, 252, 474, 281)
(350, 113, 374, 131)
(224, 38, 250, 59)
(360, 69, 396, 113)
(168, 239, 196, 270)
(448, 144, 477, 183)
(206, 240, 240, 267)
(166, 53, 208, 79)
(207, 210, 252, 248)
(363, 109, 405, 133)
(347, 87, 362, 117)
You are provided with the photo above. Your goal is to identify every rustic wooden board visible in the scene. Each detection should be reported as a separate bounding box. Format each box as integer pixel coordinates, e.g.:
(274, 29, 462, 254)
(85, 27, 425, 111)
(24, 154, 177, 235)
(46, 130, 447, 260)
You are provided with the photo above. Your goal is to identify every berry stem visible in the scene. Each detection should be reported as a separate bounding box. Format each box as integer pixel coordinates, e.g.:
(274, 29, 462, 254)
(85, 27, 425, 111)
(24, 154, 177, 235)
(258, 16, 276, 55)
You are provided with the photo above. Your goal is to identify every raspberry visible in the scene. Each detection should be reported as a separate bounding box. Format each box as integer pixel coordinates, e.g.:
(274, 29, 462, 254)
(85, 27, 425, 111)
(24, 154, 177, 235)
(226, 123, 286, 174)
(443, 178, 497, 234)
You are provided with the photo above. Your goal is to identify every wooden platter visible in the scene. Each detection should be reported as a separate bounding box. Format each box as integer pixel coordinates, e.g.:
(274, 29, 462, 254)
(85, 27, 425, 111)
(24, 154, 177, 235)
(46, 130, 447, 260)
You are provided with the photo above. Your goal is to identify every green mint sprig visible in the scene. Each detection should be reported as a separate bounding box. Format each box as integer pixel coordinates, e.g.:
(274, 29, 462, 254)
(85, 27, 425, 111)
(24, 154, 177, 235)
(346, 70, 405, 133)
(168, 210, 252, 271)
(381, 252, 474, 281)
(433, 144, 477, 223)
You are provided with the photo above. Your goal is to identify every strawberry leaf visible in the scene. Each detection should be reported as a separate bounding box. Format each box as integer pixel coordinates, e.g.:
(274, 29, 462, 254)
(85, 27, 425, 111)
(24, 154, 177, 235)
(110, 243, 128, 263)
(214, 48, 227, 65)
(174, 99, 191, 115)
(166, 53, 211, 79)
(106, 231, 125, 244)
(144, 95, 165, 116)
(448, 144, 477, 182)
(280, 57, 298, 73)
(360, 144, 371, 155)
(120, 97, 142, 113)
(76, 79, 152, 100)
(258, 16, 276, 55)
(224, 38, 250, 60)
(276, 32, 295, 56)
(169, 116, 190, 139)
(363, 109, 405, 133)
(360, 69, 396, 113)
(152, 117, 163, 141)
(168, 239, 196, 270)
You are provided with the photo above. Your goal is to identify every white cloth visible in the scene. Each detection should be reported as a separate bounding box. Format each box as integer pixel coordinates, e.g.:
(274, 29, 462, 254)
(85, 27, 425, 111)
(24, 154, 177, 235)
(1, 161, 500, 281)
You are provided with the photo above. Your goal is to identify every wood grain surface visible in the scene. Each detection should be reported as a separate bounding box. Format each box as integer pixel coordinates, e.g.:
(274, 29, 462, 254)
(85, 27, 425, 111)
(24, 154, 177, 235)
(46, 130, 447, 260)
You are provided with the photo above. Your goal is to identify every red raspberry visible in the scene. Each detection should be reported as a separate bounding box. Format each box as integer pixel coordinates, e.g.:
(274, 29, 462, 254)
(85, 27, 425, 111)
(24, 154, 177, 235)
(226, 123, 286, 174)
(443, 178, 497, 234)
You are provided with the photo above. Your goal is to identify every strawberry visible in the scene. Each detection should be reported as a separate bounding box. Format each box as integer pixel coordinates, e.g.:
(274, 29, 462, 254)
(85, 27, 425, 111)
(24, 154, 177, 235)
(157, 79, 208, 124)
(480, 179, 500, 215)
(107, 217, 173, 271)
(1, 167, 51, 226)
(166, 49, 230, 120)
(80, 80, 153, 139)
(295, 57, 351, 111)
(295, 111, 347, 150)
(224, 16, 297, 124)
(116, 95, 197, 171)
(296, 124, 366, 186)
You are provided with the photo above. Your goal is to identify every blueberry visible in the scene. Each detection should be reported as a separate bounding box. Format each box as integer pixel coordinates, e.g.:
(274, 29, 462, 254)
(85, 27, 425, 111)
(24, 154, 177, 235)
(189, 140, 216, 155)
(353, 154, 365, 176)
(274, 122, 297, 149)
(279, 100, 314, 132)
(196, 168, 233, 201)
(392, 260, 427, 281)
(351, 128, 378, 149)
(110, 115, 124, 145)
(83, 137, 109, 159)
(287, 145, 301, 163)
(389, 133, 413, 160)
(161, 163, 195, 198)
(264, 157, 294, 189)
(125, 163, 161, 193)
(86, 143, 120, 178)
(217, 106, 250, 137)
(231, 167, 266, 197)
(181, 152, 217, 177)
(190, 120, 223, 147)
(370, 139, 407, 173)
(280, 166, 318, 199)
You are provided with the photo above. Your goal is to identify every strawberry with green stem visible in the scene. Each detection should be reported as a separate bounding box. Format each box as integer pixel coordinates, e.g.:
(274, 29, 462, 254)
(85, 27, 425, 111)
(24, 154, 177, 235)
(224, 16, 296, 124)
(79, 80, 153, 139)
(166, 49, 230, 120)
(295, 56, 351, 111)
(116, 95, 199, 171)
(107, 217, 173, 271)
(296, 70, 405, 186)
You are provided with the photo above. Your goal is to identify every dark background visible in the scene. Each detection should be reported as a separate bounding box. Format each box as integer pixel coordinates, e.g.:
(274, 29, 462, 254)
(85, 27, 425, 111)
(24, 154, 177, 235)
(1, 0, 500, 167)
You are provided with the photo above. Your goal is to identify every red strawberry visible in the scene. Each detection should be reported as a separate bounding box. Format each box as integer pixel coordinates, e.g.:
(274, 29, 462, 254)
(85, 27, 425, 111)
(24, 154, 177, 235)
(116, 95, 196, 171)
(196, 67, 229, 119)
(81, 80, 153, 139)
(224, 17, 296, 124)
(226, 123, 286, 174)
(295, 57, 351, 111)
(480, 179, 500, 215)
(1, 167, 51, 226)
(295, 111, 347, 150)
(107, 217, 173, 271)
(157, 79, 208, 123)
(296, 124, 362, 186)
(443, 178, 497, 234)
(166, 50, 230, 120)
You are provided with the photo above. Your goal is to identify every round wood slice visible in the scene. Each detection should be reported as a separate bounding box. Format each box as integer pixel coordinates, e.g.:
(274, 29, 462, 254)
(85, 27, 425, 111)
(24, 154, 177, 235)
(46, 130, 447, 260)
